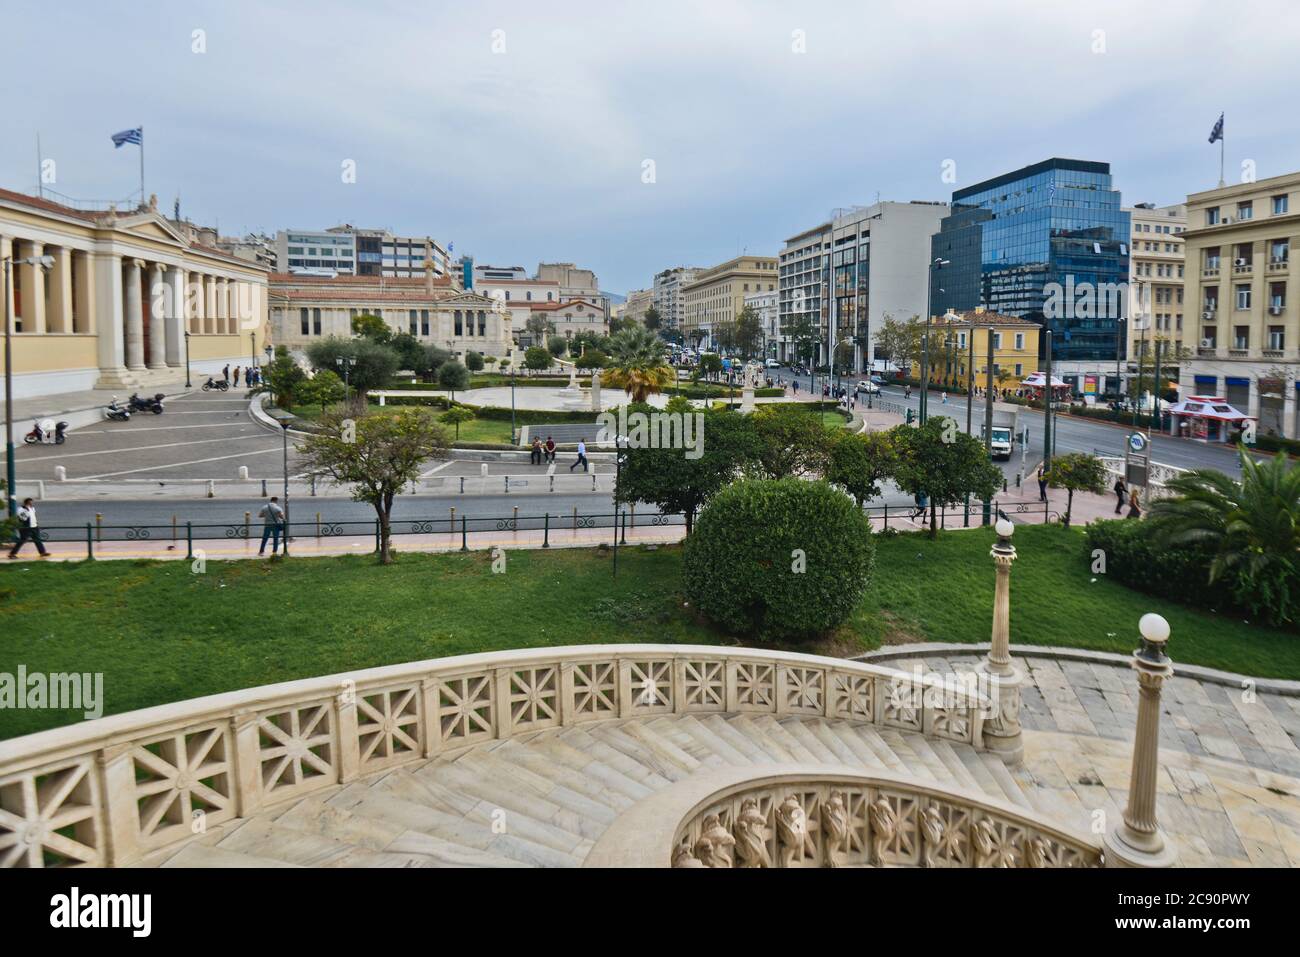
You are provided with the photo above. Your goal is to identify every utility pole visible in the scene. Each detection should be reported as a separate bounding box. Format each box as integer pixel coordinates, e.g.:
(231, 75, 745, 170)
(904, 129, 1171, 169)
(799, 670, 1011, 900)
(1043, 330, 1054, 471)
(983, 329, 994, 526)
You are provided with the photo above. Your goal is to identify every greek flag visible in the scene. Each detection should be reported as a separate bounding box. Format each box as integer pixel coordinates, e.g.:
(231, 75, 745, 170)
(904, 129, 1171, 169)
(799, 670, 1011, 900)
(111, 127, 142, 148)
(1208, 113, 1224, 144)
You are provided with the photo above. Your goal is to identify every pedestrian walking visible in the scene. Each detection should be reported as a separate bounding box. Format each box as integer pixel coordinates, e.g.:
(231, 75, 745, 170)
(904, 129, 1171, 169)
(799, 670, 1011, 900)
(1113, 476, 1128, 514)
(570, 439, 588, 472)
(1037, 466, 1048, 503)
(544, 436, 556, 463)
(941, 392, 948, 404)
(7, 498, 50, 559)
(530, 437, 543, 466)
(233, 366, 241, 387)
(222, 363, 230, 383)
(1126, 489, 1142, 519)
(257, 496, 286, 556)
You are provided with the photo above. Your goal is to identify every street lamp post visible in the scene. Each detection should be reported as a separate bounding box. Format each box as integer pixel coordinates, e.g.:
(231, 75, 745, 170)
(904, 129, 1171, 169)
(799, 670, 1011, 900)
(4, 252, 55, 517)
(336, 356, 355, 403)
(250, 332, 257, 371)
(183, 331, 192, 388)
(921, 258, 949, 424)
(279, 417, 291, 557)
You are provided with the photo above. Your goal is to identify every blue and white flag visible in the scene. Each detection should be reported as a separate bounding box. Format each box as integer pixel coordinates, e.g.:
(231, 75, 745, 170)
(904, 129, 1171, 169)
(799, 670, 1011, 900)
(111, 127, 142, 148)
(1208, 113, 1224, 144)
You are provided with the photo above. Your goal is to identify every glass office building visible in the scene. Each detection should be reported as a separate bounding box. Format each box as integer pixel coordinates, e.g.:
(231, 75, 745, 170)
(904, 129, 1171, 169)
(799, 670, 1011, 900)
(931, 158, 1130, 363)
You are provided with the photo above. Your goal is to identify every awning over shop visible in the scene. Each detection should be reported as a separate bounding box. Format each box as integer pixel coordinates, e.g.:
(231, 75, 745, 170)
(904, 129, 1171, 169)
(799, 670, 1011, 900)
(1165, 395, 1254, 422)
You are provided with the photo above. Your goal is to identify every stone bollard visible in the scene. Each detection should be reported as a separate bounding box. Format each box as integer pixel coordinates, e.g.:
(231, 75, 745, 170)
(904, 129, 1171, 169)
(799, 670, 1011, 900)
(973, 517, 1024, 765)
(239, 466, 249, 480)
(55, 465, 66, 482)
(1104, 613, 1178, 868)
(206, 480, 215, 498)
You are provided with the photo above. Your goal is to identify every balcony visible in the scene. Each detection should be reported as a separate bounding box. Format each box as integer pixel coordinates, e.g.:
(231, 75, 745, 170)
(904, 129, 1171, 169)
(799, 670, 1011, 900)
(1228, 348, 1250, 357)
(1262, 349, 1286, 359)
(1268, 258, 1290, 274)
(1232, 262, 1254, 275)
(1197, 347, 1219, 357)
(1202, 266, 1220, 278)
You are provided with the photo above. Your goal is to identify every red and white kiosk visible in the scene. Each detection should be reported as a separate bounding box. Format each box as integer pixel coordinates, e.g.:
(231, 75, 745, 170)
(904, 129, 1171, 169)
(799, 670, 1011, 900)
(1020, 371, 1071, 399)
(1166, 395, 1255, 443)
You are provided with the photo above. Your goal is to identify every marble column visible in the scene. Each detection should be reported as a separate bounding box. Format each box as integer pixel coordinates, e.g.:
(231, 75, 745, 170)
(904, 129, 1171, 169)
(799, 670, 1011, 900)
(166, 266, 185, 367)
(218, 277, 230, 335)
(204, 275, 215, 334)
(191, 272, 205, 334)
(973, 517, 1024, 765)
(146, 262, 167, 369)
(47, 246, 73, 333)
(1104, 613, 1178, 868)
(124, 258, 146, 371)
(17, 240, 46, 334)
(73, 249, 95, 333)
(93, 251, 133, 388)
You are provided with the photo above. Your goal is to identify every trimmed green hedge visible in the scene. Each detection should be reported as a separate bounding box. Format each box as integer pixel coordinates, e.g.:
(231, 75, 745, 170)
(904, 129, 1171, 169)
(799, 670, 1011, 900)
(1083, 519, 1234, 614)
(683, 479, 876, 641)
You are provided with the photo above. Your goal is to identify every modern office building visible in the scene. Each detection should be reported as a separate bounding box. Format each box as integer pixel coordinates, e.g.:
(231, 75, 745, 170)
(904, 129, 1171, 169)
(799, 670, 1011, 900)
(1180, 170, 1299, 436)
(1, 188, 270, 401)
(653, 266, 701, 338)
(1124, 203, 1187, 396)
(278, 227, 449, 279)
(930, 158, 1130, 388)
(682, 255, 777, 350)
(276, 227, 357, 274)
(779, 201, 949, 372)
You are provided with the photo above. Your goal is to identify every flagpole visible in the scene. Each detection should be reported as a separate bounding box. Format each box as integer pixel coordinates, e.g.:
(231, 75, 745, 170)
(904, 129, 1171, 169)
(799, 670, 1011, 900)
(35, 134, 42, 198)
(1219, 129, 1225, 187)
(139, 125, 145, 207)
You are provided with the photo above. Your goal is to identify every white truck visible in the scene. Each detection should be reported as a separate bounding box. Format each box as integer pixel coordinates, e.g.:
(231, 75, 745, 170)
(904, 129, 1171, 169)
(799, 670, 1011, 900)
(981, 407, 1020, 461)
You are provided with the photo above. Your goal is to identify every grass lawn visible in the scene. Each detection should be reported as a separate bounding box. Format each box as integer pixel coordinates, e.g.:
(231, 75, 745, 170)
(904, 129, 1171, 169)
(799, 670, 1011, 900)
(3, 525, 1296, 739)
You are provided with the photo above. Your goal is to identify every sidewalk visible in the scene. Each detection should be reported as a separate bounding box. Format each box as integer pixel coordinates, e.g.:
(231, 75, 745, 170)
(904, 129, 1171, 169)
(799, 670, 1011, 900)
(4, 370, 203, 443)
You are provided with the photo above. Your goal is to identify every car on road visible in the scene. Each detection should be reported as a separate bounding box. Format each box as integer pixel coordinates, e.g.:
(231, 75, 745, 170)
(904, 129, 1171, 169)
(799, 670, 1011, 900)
(855, 380, 881, 395)
(765, 358, 781, 368)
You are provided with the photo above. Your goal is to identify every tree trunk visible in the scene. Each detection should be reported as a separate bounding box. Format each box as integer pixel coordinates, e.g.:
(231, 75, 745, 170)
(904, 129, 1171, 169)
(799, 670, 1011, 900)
(685, 508, 695, 536)
(929, 500, 938, 539)
(378, 498, 393, 564)
(1064, 489, 1073, 527)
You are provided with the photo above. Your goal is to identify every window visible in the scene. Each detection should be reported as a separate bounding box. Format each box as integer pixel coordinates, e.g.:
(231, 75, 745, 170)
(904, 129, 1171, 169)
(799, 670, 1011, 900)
(1273, 194, 1290, 215)
(478, 311, 486, 336)
(1236, 285, 1252, 310)
(1014, 363, 1023, 377)
(454, 310, 463, 336)
(1206, 207, 1220, 225)
(409, 310, 418, 335)
(421, 310, 430, 336)
(1269, 327, 1285, 350)
(992, 331, 1002, 349)
(1204, 286, 1219, 311)
(1270, 282, 1287, 311)
(1203, 327, 1216, 347)
(1205, 247, 1220, 270)
(1272, 239, 1290, 263)
(1014, 332, 1024, 350)
(300, 307, 309, 336)
(1234, 326, 1249, 349)
(312, 309, 321, 335)
(1237, 201, 1253, 220)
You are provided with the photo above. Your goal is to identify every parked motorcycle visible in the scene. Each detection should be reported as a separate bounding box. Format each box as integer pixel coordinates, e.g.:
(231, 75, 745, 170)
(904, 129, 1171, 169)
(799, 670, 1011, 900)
(128, 391, 166, 414)
(23, 420, 69, 445)
(202, 376, 229, 392)
(103, 397, 132, 422)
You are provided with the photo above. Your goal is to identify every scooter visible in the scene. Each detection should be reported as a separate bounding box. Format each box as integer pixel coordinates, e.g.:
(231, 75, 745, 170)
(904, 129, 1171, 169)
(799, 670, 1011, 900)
(202, 376, 230, 392)
(104, 397, 132, 421)
(23, 420, 69, 445)
(128, 392, 166, 414)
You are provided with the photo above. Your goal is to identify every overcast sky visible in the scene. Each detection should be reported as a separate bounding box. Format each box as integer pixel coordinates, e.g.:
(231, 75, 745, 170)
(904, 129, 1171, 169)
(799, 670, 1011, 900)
(5, 0, 1298, 294)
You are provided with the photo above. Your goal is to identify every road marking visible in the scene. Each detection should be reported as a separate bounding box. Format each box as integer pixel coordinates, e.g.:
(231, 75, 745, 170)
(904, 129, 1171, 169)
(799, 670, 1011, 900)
(73, 423, 257, 434)
(420, 460, 454, 478)
(20, 433, 274, 463)
(76, 447, 286, 480)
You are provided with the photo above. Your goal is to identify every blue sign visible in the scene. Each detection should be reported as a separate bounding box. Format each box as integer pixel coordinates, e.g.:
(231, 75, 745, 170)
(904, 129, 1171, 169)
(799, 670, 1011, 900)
(1128, 432, 1147, 453)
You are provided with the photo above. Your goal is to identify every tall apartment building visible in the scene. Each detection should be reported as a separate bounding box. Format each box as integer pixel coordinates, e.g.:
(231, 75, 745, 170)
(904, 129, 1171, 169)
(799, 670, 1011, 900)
(653, 266, 701, 338)
(931, 159, 1130, 391)
(1126, 203, 1188, 389)
(779, 201, 949, 372)
(1181, 171, 1299, 436)
(682, 255, 777, 350)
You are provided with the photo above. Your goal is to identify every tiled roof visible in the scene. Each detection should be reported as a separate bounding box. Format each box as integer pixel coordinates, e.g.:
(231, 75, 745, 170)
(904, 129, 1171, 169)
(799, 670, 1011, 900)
(938, 309, 1037, 326)
(0, 187, 99, 222)
(268, 272, 451, 286)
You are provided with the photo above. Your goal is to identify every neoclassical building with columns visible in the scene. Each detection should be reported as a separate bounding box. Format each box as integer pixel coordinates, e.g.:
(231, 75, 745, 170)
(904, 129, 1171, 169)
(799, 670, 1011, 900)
(1, 188, 269, 400)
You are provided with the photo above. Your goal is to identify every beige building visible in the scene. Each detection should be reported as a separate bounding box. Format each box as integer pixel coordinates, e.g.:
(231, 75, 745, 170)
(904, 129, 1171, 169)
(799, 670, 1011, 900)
(1126, 203, 1188, 365)
(525, 297, 608, 343)
(1, 188, 269, 400)
(1181, 171, 1299, 436)
(682, 255, 778, 350)
(268, 271, 513, 361)
(622, 287, 653, 327)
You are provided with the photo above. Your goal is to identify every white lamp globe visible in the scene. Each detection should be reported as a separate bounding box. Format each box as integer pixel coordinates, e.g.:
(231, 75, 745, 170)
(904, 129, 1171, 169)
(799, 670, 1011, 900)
(995, 518, 1014, 538)
(1138, 613, 1170, 644)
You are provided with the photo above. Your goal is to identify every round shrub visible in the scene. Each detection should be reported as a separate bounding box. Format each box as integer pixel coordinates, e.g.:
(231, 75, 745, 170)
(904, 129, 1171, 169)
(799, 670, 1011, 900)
(682, 479, 875, 641)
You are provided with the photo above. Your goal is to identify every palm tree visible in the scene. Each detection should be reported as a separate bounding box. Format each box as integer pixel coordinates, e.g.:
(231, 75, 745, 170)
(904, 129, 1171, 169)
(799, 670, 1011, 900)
(1148, 448, 1300, 624)
(603, 327, 675, 402)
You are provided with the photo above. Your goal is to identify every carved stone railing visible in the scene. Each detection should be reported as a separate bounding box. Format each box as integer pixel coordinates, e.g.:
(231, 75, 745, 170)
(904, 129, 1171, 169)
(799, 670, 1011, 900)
(584, 766, 1102, 868)
(0, 645, 989, 868)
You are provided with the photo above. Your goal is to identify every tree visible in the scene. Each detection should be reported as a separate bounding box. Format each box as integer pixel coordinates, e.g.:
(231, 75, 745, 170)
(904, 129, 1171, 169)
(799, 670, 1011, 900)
(1044, 452, 1107, 527)
(733, 306, 763, 360)
(464, 350, 484, 372)
(784, 315, 819, 367)
(682, 479, 876, 641)
(389, 332, 426, 373)
(888, 416, 1002, 538)
(574, 349, 607, 369)
(351, 312, 392, 344)
(298, 408, 449, 564)
(304, 336, 400, 398)
(524, 346, 552, 371)
(438, 360, 470, 401)
(418, 345, 452, 381)
(750, 404, 832, 479)
(441, 404, 475, 441)
(1148, 449, 1300, 625)
(300, 369, 346, 413)
(614, 406, 760, 534)
(827, 430, 896, 507)
(525, 314, 553, 343)
(547, 335, 568, 358)
(643, 306, 663, 332)
(603, 326, 674, 402)
(254, 345, 308, 410)
(874, 314, 923, 375)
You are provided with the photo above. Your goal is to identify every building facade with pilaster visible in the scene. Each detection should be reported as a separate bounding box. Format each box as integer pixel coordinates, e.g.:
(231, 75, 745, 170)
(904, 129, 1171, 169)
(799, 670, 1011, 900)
(1, 188, 269, 400)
